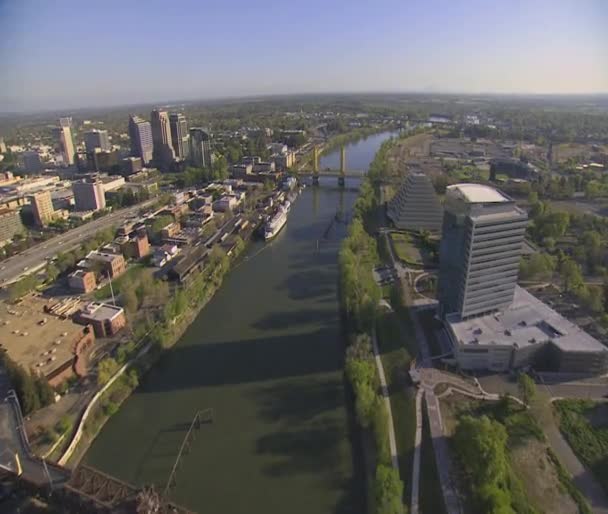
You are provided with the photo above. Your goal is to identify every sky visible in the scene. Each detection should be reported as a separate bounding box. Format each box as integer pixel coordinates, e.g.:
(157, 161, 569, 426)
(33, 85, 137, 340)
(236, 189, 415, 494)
(1, 0, 607, 112)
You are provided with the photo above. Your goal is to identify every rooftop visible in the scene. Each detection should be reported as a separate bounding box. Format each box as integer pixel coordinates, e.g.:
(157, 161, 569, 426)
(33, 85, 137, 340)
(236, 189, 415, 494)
(79, 302, 124, 322)
(447, 286, 607, 354)
(448, 183, 509, 204)
(0, 296, 87, 376)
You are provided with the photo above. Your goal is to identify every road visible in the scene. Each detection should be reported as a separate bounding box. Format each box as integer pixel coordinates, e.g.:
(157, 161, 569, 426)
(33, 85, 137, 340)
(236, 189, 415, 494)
(0, 367, 69, 486)
(0, 200, 156, 286)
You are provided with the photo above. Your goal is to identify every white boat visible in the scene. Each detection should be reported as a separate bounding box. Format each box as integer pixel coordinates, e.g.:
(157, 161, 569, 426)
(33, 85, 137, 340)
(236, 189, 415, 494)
(264, 207, 287, 240)
(283, 200, 291, 213)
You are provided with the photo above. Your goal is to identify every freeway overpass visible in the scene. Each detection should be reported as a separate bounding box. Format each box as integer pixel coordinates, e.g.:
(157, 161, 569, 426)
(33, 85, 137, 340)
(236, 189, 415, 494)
(0, 199, 157, 286)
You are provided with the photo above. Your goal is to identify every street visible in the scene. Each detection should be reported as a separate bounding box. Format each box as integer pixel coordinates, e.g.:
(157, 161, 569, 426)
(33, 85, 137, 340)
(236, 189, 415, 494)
(0, 199, 156, 286)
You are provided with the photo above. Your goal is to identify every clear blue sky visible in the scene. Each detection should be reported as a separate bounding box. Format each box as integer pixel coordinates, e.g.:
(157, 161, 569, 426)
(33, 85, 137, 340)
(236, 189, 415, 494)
(1, 0, 607, 112)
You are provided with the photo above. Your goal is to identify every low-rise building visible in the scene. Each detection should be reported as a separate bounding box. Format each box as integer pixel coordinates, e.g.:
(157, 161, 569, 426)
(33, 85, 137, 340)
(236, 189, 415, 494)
(152, 244, 180, 267)
(81, 251, 126, 279)
(120, 232, 150, 259)
(231, 163, 253, 178)
(68, 269, 97, 293)
(0, 296, 96, 387)
(160, 221, 181, 240)
(74, 302, 126, 338)
(213, 195, 237, 212)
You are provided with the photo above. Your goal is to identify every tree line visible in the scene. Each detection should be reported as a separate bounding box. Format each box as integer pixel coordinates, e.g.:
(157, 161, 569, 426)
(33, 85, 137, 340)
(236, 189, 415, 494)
(339, 174, 403, 514)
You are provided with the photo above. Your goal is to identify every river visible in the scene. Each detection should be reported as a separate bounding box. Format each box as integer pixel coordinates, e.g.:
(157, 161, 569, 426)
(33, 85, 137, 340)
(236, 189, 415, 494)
(85, 131, 398, 513)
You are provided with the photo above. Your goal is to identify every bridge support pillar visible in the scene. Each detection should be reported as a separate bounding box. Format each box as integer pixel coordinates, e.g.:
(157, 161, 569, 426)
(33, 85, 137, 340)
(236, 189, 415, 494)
(338, 176, 345, 187)
(312, 174, 320, 186)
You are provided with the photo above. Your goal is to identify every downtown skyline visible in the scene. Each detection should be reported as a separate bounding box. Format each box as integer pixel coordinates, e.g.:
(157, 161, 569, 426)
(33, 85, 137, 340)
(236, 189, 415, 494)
(1, 0, 607, 112)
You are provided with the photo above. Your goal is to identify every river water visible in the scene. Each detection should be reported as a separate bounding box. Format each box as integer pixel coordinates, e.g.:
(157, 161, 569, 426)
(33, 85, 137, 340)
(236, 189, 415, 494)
(85, 131, 397, 514)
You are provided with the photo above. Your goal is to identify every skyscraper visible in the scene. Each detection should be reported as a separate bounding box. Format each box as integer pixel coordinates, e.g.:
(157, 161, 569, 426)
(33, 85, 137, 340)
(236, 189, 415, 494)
(189, 128, 212, 169)
(169, 113, 189, 161)
(150, 109, 175, 170)
(128, 115, 154, 165)
(53, 118, 75, 166)
(437, 183, 527, 320)
(84, 129, 111, 153)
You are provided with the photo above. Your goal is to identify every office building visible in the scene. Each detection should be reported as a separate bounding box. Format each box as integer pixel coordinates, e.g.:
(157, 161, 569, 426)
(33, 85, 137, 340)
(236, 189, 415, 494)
(0, 138, 6, 154)
(169, 113, 189, 161)
(73, 178, 106, 211)
(84, 129, 111, 153)
(437, 184, 528, 320)
(128, 115, 154, 165)
(0, 208, 24, 246)
(189, 128, 212, 168)
(121, 156, 143, 175)
(150, 109, 175, 170)
(387, 171, 443, 232)
(22, 151, 43, 173)
(53, 118, 75, 166)
(445, 285, 608, 373)
(87, 149, 120, 173)
(437, 183, 608, 374)
(29, 191, 56, 227)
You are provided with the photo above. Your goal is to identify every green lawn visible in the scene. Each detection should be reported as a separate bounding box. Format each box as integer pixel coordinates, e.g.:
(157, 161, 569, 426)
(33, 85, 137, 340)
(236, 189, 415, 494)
(554, 399, 608, 495)
(376, 309, 416, 512)
(94, 263, 148, 300)
(390, 233, 423, 266)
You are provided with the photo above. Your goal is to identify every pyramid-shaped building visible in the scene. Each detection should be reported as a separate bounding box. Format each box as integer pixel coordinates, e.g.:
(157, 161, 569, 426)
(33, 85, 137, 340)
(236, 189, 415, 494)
(387, 171, 443, 232)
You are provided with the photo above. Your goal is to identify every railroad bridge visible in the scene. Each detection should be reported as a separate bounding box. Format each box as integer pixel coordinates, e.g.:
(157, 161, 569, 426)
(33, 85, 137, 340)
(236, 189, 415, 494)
(0, 390, 205, 513)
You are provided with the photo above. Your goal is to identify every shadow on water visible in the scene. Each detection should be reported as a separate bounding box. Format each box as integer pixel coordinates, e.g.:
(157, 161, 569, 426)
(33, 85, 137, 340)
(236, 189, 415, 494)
(138, 328, 344, 394)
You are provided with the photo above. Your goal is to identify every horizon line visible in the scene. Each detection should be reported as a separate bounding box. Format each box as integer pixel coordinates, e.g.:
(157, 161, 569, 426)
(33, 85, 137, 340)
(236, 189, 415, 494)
(2, 89, 608, 117)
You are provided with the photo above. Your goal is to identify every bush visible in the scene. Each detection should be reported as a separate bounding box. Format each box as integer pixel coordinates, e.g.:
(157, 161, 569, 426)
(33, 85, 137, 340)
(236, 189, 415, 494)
(374, 464, 403, 514)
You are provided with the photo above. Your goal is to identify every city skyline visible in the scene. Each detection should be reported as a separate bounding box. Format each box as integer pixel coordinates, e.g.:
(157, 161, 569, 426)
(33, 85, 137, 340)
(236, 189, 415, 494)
(1, 0, 607, 112)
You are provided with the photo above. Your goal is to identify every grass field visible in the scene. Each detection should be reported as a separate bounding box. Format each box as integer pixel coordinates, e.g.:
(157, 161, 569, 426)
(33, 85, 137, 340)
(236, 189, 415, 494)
(376, 308, 416, 511)
(554, 399, 608, 495)
(94, 263, 148, 300)
(442, 394, 587, 514)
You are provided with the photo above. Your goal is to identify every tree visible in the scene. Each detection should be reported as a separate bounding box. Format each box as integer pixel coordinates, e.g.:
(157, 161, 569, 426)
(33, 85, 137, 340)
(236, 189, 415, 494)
(560, 258, 584, 292)
(373, 465, 404, 514)
(517, 373, 536, 406)
(46, 263, 59, 283)
(97, 357, 120, 386)
(122, 287, 139, 315)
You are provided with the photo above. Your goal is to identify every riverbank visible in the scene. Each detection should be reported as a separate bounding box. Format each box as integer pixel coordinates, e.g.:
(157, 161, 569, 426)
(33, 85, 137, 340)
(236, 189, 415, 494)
(321, 126, 397, 157)
(58, 229, 252, 468)
(84, 182, 365, 513)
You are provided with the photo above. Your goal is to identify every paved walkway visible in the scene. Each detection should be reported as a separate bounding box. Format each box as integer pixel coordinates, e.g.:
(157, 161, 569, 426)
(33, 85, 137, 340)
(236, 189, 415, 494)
(371, 329, 399, 471)
(544, 421, 608, 514)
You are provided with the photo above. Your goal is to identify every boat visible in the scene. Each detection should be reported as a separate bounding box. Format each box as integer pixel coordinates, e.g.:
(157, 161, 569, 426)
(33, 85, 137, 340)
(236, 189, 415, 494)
(264, 206, 288, 241)
(282, 200, 291, 213)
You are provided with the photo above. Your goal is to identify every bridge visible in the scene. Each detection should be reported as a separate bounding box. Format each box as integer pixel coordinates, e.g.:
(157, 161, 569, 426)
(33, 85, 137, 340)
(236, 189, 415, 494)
(298, 145, 365, 186)
(0, 383, 197, 513)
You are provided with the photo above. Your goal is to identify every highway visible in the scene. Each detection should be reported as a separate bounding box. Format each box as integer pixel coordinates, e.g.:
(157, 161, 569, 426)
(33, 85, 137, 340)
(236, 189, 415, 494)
(0, 199, 157, 286)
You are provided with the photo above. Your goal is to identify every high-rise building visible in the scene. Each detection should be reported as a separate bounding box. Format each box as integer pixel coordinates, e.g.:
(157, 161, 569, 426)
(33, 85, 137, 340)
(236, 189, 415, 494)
(128, 115, 154, 165)
(84, 129, 111, 153)
(22, 151, 43, 173)
(53, 119, 75, 166)
(29, 191, 56, 227)
(150, 109, 175, 170)
(189, 128, 212, 168)
(169, 113, 189, 161)
(437, 183, 528, 320)
(0, 138, 6, 154)
(0, 208, 24, 246)
(387, 171, 444, 232)
(73, 178, 106, 211)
